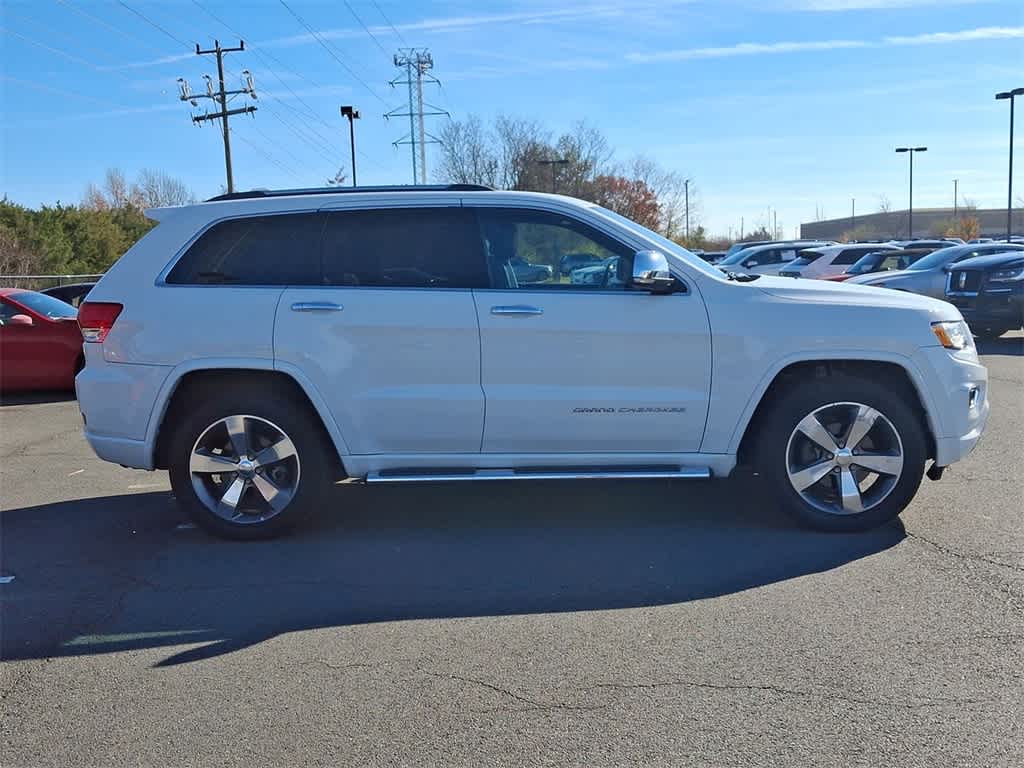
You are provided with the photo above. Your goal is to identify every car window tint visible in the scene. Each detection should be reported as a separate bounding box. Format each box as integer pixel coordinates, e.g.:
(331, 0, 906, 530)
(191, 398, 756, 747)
(321, 208, 487, 289)
(0, 299, 21, 325)
(167, 213, 323, 285)
(475, 208, 634, 290)
(834, 248, 871, 265)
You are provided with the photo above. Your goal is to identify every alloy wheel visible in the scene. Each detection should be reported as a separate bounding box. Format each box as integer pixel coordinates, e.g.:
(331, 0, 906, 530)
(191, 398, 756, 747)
(785, 402, 904, 516)
(189, 414, 300, 524)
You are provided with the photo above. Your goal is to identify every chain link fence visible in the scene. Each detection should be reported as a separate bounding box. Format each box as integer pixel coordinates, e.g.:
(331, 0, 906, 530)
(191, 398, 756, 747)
(0, 274, 104, 291)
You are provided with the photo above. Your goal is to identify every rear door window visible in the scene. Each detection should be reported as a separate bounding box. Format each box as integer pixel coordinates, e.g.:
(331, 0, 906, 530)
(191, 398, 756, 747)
(834, 247, 873, 266)
(167, 213, 324, 285)
(321, 207, 488, 289)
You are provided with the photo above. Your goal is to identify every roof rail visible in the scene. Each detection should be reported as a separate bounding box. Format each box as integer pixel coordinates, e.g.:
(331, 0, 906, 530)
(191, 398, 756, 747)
(205, 184, 493, 202)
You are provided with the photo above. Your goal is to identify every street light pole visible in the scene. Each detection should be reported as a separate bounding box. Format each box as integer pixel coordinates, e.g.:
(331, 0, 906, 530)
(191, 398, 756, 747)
(953, 179, 959, 218)
(996, 88, 1024, 242)
(340, 105, 360, 187)
(895, 146, 927, 238)
(684, 179, 690, 241)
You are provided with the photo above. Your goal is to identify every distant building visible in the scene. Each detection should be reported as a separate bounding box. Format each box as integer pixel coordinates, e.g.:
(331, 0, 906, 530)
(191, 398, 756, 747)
(800, 207, 1022, 241)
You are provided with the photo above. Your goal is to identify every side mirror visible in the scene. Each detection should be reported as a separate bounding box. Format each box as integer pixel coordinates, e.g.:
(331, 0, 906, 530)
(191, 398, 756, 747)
(632, 250, 676, 293)
(941, 264, 953, 272)
(8, 314, 34, 326)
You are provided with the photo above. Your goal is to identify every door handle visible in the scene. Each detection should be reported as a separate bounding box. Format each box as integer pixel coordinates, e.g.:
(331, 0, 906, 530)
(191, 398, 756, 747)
(291, 302, 344, 312)
(491, 305, 543, 316)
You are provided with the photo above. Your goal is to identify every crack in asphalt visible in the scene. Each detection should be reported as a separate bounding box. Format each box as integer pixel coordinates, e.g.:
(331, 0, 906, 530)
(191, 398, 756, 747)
(588, 679, 990, 711)
(906, 531, 1024, 574)
(425, 671, 609, 712)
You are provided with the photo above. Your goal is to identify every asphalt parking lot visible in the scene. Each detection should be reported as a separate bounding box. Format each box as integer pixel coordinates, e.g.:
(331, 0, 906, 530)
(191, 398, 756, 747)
(1, 335, 1022, 768)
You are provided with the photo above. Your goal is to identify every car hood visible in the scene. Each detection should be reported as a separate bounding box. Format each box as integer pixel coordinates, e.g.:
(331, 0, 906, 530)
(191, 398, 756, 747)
(845, 268, 918, 285)
(754, 275, 955, 317)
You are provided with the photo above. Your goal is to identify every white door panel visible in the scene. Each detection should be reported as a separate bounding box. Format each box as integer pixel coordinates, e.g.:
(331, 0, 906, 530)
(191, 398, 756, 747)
(275, 288, 483, 454)
(475, 290, 711, 453)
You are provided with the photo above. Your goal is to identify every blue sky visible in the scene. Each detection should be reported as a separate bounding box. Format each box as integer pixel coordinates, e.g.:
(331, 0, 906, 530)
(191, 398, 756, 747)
(1, 0, 1021, 236)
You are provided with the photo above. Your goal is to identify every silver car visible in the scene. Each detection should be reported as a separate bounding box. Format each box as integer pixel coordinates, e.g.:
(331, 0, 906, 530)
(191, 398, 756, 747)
(847, 242, 1024, 298)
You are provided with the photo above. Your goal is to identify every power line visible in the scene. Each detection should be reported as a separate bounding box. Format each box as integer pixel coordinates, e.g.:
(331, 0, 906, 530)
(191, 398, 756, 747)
(0, 74, 122, 108)
(232, 128, 301, 180)
(370, 0, 408, 47)
(116, 0, 193, 49)
(343, 0, 389, 55)
(276, 0, 388, 106)
(0, 26, 135, 83)
(54, 0, 163, 53)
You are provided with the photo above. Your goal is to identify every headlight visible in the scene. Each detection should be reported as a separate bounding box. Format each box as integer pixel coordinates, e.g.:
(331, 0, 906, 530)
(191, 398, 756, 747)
(988, 264, 1024, 282)
(932, 320, 971, 350)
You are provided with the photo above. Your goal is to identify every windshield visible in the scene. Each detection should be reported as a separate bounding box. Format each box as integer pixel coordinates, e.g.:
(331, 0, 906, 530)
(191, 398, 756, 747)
(9, 291, 77, 319)
(592, 206, 722, 279)
(718, 247, 760, 266)
(906, 245, 963, 270)
(846, 252, 885, 274)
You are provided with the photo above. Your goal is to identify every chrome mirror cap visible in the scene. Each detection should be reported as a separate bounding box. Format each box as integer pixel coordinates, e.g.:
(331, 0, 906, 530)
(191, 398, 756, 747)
(632, 250, 676, 292)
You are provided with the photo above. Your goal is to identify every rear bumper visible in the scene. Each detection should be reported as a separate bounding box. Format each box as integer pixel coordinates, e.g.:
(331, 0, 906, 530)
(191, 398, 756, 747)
(76, 347, 168, 470)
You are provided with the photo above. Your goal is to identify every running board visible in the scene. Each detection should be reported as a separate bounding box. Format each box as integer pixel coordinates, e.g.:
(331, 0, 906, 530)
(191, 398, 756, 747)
(364, 467, 712, 484)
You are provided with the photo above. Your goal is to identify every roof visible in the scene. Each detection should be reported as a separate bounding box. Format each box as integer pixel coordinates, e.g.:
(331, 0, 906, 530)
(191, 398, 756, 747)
(0, 287, 28, 298)
(205, 183, 493, 202)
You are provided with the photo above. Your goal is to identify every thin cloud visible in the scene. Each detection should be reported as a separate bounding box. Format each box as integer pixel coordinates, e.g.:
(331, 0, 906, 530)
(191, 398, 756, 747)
(263, 5, 627, 49)
(627, 24, 1024, 62)
(98, 52, 194, 71)
(787, 0, 983, 9)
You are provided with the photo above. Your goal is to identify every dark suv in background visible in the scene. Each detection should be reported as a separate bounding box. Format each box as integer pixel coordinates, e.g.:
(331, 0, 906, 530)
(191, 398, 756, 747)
(945, 250, 1024, 339)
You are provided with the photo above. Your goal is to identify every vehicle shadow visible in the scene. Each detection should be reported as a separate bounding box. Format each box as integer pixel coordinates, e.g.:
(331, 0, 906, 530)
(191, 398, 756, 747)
(0, 390, 76, 406)
(975, 333, 1023, 357)
(0, 479, 905, 667)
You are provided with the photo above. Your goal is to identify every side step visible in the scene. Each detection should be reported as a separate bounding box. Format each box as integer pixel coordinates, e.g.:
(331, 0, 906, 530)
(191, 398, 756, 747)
(364, 467, 711, 484)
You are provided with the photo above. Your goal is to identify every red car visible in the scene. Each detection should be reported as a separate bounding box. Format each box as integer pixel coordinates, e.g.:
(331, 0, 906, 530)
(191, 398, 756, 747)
(0, 288, 83, 392)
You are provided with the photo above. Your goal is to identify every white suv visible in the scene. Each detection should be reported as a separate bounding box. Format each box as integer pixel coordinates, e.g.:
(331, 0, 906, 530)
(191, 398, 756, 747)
(76, 186, 989, 539)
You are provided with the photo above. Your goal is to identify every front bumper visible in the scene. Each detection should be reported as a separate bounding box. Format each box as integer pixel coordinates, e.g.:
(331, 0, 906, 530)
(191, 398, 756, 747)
(946, 285, 1024, 330)
(915, 346, 989, 467)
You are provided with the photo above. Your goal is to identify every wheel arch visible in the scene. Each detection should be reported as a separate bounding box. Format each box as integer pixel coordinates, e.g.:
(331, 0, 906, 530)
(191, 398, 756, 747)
(148, 359, 350, 472)
(733, 356, 938, 467)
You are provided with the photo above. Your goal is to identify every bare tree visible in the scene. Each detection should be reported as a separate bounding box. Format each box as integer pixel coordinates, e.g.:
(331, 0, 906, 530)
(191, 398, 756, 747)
(435, 115, 499, 187)
(877, 195, 901, 238)
(130, 169, 194, 208)
(83, 168, 194, 210)
(0, 229, 39, 278)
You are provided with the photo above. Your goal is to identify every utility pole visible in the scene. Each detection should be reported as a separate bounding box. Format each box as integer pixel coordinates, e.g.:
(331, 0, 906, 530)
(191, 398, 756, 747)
(773, 209, 778, 240)
(740, 216, 744, 241)
(953, 179, 958, 218)
(340, 106, 360, 187)
(995, 89, 1023, 241)
(178, 41, 256, 194)
(386, 49, 447, 184)
(851, 198, 855, 231)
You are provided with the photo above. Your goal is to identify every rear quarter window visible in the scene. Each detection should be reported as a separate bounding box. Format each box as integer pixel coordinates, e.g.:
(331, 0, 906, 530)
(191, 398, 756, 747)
(166, 213, 324, 285)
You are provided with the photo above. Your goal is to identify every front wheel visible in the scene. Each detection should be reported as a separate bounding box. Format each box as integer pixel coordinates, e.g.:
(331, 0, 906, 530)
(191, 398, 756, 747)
(754, 374, 928, 532)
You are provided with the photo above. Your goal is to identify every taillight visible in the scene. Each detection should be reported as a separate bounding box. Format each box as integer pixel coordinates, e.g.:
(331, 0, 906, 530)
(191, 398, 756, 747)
(78, 302, 123, 343)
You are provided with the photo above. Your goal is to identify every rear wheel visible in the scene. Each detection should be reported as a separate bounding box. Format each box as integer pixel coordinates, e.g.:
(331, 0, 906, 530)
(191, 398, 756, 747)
(754, 374, 927, 532)
(168, 389, 335, 539)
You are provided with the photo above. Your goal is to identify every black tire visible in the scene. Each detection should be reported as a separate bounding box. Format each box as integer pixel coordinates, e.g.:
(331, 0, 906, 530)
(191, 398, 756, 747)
(973, 326, 1011, 341)
(754, 372, 927, 533)
(167, 386, 335, 540)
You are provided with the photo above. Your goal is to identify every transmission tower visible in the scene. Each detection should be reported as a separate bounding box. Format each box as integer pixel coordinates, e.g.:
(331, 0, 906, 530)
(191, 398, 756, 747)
(177, 40, 257, 194)
(385, 49, 448, 184)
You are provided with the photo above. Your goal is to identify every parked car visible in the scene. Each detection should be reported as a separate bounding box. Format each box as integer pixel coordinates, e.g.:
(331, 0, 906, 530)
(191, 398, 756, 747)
(717, 241, 832, 276)
(0, 288, 82, 392)
(968, 238, 994, 244)
(779, 243, 903, 280)
(701, 251, 726, 263)
(944, 251, 1024, 339)
(558, 252, 605, 277)
(887, 240, 955, 250)
(41, 282, 96, 308)
(76, 185, 988, 539)
(822, 247, 937, 282)
(509, 256, 553, 284)
(847, 243, 1024, 299)
(722, 239, 831, 260)
(569, 257, 626, 288)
